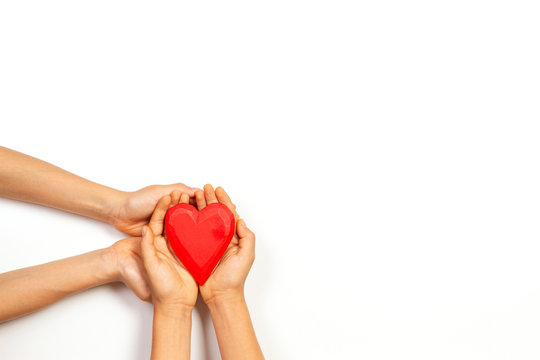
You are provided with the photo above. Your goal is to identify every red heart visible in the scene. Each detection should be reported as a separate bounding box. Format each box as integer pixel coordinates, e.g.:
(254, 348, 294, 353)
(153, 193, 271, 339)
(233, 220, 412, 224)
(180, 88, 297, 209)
(164, 203, 235, 285)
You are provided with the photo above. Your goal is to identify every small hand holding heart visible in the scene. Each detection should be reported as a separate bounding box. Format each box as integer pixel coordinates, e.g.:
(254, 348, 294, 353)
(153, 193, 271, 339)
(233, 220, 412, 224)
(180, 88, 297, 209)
(194, 185, 256, 304)
(140, 193, 199, 310)
(162, 184, 255, 302)
(165, 195, 235, 285)
(144, 184, 255, 308)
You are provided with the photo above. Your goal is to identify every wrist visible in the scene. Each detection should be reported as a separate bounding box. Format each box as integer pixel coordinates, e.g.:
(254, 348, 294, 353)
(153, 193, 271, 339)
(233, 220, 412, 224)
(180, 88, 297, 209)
(152, 303, 193, 360)
(154, 301, 194, 318)
(205, 289, 245, 309)
(207, 292, 248, 323)
(103, 188, 128, 226)
(99, 246, 122, 283)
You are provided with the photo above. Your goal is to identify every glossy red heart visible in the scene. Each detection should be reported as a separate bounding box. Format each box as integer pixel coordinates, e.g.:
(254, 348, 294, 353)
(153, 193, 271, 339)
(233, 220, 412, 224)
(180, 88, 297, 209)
(164, 203, 235, 285)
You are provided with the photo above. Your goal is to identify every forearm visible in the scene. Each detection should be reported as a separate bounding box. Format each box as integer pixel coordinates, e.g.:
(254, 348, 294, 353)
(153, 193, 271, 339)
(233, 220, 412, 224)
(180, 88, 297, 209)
(151, 305, 192, 360)
(208, 293, 264, 360)
(0, 248, 117, 323)
(0, 146, 124, 223)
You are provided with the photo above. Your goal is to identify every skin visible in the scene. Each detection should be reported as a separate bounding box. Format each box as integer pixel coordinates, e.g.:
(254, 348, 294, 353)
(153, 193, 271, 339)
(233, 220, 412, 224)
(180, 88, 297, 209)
(0, 146, 196, 315)
(0, 146, 263, 357)
(0, 238, 148, 323)
(140, 193, 198, 360)
(0, 192, 198, 324)
(0, 146, 197, 236)
(195, 184, 264, 360)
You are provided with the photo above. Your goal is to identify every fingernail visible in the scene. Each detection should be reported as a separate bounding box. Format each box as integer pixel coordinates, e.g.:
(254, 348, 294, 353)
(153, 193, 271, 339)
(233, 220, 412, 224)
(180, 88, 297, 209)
(142, 226, 147, 235)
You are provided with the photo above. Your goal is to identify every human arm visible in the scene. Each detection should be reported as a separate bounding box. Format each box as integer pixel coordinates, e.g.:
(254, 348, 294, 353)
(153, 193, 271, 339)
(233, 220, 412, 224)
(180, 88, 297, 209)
(0, 237, 150, 323)
(196, 185, 264, 360)
(0, 146, 196, 235)
(140, 192, 198, 360)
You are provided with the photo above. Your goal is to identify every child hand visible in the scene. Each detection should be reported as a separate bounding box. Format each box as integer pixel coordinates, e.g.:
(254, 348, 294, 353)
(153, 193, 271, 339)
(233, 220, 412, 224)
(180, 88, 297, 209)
(195, 185, 256, 305)
(140, 193, 198, 312)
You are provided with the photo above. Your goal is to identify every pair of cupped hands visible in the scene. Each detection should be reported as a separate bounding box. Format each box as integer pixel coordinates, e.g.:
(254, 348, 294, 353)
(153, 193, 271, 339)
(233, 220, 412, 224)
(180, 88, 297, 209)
(106, 184, 255, 314)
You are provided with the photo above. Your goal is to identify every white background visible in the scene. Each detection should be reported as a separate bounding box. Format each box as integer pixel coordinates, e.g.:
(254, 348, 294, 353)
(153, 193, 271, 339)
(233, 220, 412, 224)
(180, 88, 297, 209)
(1, 1, 539, 359)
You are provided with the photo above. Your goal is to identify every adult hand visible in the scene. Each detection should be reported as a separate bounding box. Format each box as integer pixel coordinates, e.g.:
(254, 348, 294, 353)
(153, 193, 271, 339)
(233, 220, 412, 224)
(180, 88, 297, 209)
(106, 237, 151, 302)
(140, 193, 198, 312)
(112, 184, 197, 236)
(0, 147, 198, 236)
(195, 185, 256, 305)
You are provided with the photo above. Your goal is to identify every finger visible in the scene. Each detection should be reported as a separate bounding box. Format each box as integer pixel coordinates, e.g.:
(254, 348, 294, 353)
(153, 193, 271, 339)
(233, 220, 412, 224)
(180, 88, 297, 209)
(140, 226, 157, 264)
(149, 195, 171, 235)
(204, 184, 218, 205)
(170, 190, 181, 205)
(195, 189, 207, 210)
(163, 183, 198, 197)
(180, 193, 190, 204)
(215, 186, 238, 219)
(237, 219, 255, 256)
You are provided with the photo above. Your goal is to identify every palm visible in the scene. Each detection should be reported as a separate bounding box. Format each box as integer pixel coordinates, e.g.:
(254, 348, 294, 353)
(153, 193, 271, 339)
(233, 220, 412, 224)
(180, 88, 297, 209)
(200, 238, 243, 298)
(148, 235, 198, 307)
(140, 192, 200, 309)
(195, 185, 256, 302)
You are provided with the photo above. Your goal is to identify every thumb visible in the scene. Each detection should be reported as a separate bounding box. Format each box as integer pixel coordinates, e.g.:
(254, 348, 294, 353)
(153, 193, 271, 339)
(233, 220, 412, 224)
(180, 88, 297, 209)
(140, 225, 157, 265)
(237, 219, 256, 256)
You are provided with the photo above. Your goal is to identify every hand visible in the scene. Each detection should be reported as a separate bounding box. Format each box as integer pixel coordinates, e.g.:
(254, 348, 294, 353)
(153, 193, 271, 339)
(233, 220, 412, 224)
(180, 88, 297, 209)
(106, 237, 151, 302)
(111, 183, 197, 236)
(195, 185, 256, 305)
(140, 193, 198, 312)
